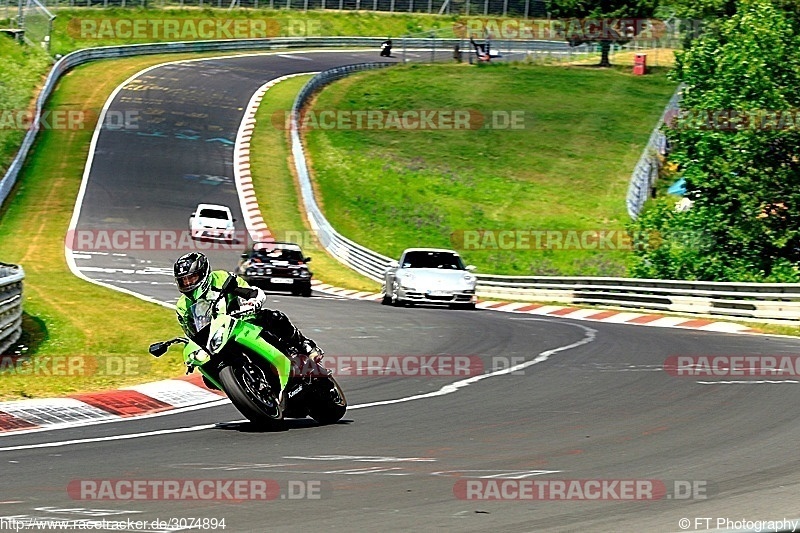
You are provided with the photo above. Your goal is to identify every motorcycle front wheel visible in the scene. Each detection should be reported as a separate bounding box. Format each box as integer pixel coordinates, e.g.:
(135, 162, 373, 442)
(219, 361, 283, 425)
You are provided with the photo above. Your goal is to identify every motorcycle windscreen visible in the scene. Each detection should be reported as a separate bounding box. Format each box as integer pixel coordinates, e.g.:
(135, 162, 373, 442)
(188, 299, 212, 344)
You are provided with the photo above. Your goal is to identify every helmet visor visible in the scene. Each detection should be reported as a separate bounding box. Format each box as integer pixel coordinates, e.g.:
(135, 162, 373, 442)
(177, 271, 203, 292)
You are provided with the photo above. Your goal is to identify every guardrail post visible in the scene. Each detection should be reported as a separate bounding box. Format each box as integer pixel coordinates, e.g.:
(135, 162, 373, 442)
(0, 263, 24, 357)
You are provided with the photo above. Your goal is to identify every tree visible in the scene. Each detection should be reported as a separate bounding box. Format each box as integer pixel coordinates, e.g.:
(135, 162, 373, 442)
(630, 0, 800, 282)
(546, 0, 661, 67)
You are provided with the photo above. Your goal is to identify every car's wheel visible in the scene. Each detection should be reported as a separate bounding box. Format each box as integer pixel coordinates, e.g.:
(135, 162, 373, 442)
(391, 283, 405, 307)
(450, 302, 476, 310)
(381, 283, 392, 305)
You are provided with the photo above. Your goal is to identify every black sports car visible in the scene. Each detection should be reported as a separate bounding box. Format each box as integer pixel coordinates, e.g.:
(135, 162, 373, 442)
(236, 241, 313, 297)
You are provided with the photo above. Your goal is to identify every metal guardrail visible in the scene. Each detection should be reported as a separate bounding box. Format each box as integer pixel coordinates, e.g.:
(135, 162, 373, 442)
(291, 62, 397, 283)
(0, 263, 24, 356)
(475, 275, 800, 321)
(290, 68, 800, 322)
(626, 84, 682, 218)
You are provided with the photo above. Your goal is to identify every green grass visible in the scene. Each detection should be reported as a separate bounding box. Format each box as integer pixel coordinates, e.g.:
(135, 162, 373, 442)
(249, 75, 380, 293)
(0, 36, 52, 175)
(0, 52, 253, 400)
(50, 7, 459, 56)
(304, 62, 677, 276)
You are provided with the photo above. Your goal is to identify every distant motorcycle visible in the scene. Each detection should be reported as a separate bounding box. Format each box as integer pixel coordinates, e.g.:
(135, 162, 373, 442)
(149, 275, 347, 426)
(380, 40, 393, 57)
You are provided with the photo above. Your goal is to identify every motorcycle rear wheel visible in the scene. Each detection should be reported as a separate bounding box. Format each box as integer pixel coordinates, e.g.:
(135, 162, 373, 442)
(307, 376, 347, 425)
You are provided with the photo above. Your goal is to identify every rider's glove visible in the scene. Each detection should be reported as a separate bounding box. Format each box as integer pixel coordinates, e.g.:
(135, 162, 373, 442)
(302, 340, 324, 363)
(234, 304, 257, 318)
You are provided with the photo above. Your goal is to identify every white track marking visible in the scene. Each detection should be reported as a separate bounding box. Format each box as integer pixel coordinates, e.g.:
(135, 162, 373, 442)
(348, 320, 596, 409)
(276, 54, 314, 60)
(0, 424, 217, 452)
(233, 72, 318, 243)
(0, 399, 230, 438)
(698, 380, 800, 385)
(0, 320, 595, 451)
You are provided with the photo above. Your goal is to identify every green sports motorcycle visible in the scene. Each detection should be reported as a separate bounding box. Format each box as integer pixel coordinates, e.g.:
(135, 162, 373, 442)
(149, 276, 347, 426)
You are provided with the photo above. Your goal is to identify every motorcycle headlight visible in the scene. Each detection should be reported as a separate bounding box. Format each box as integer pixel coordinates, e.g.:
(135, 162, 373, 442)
(190, 348, 210, 364)
(209, 329, 225, 353)
(299, 270, 311, 278)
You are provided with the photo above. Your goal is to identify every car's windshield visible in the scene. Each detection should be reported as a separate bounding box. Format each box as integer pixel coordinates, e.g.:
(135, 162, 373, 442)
(401, 251, 465, 270)
(199, 209, 228, 219)
(253, 247, 304, 261)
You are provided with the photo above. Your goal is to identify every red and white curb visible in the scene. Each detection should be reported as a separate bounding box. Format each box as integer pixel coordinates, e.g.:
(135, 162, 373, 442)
(0, 374, 225, 434)
(308, 280, 760, 334)
(234, 72, 318, 244)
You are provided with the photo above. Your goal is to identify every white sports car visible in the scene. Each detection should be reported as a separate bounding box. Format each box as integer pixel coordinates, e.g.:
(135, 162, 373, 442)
(382, 248, 478, 309)
(189, 203, 236, 242)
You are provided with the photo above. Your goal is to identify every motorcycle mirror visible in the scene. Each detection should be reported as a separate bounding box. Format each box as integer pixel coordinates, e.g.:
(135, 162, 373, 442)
(149, 342, 168, 357)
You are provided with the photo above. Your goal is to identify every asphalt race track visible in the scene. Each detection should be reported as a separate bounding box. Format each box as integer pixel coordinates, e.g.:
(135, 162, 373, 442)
(4, 50, 800, 532)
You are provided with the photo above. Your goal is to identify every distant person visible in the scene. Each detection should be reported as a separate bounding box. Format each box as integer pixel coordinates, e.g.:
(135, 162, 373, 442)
(453, 44, 462, 62)
(380, 38, 393, 57)
(470, 36, 490, 62)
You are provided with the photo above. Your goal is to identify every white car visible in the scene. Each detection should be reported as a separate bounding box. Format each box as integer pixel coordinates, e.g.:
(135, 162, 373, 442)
(382, 248, 478, 309)
(189, 203, 236, 242)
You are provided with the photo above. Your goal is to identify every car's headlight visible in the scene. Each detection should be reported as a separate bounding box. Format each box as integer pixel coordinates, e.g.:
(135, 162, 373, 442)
(209, 329, 225, 353)
(398, 272, 415, 289)
(463, 273, 476, 283)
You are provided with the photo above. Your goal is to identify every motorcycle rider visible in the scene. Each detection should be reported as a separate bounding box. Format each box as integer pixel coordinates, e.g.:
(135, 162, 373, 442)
(380, 37, 392, 57)
(173, 252, 324, 378)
